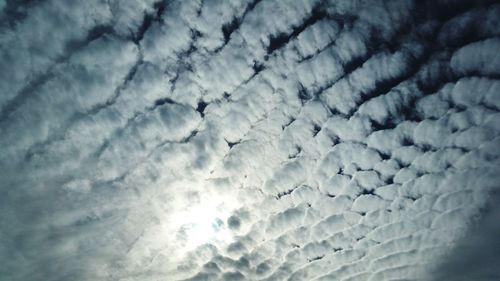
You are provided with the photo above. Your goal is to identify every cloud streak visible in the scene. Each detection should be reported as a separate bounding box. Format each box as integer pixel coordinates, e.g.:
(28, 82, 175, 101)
(0, 0, 499, 280)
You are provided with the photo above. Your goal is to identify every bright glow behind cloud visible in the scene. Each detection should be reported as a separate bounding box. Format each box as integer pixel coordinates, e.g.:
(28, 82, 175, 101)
(0, 0, 499, 281)
(172, 192, 235, 251)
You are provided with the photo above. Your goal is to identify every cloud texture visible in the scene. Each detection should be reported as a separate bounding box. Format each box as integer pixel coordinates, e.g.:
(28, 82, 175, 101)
(0, 0, 499, 280)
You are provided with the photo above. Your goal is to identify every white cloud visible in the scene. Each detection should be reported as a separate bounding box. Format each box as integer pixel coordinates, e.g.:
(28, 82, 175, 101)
(1, 0, 499, 280)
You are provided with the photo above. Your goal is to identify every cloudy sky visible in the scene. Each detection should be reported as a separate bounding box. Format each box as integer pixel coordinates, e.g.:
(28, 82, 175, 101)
(0, 0, 499, 280)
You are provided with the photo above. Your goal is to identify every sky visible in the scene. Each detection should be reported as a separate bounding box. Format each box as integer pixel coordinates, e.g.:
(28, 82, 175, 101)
(0, 0, 499, 280)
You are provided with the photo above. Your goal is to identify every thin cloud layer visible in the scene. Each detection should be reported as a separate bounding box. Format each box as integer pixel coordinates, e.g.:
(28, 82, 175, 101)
(0, 0, 499, 280)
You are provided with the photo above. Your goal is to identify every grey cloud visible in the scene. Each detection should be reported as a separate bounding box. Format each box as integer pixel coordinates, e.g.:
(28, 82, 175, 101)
(429, 191, 500, 281)
(1, 0, 500, 280)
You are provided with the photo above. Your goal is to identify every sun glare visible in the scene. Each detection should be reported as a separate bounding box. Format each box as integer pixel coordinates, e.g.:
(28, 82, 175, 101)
(174, 196, 234, 250)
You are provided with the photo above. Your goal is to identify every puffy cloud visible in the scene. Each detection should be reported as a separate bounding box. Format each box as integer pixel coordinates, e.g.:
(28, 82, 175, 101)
(1, 0, 499, 281)
(450, 38, 500, 77)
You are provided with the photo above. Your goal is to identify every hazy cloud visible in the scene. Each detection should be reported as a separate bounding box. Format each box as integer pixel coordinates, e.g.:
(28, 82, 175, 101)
(0, 0, 499, 280)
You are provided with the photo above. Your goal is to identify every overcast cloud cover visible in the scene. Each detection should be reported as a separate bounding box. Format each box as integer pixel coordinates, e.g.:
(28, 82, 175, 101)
(0, 0, 499, 280)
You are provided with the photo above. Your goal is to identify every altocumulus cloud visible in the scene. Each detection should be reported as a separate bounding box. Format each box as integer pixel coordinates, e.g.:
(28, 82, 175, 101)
(0, 0, 499, 280)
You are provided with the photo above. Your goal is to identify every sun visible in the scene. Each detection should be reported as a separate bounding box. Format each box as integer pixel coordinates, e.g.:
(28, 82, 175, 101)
(173, 195, 235, 250)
